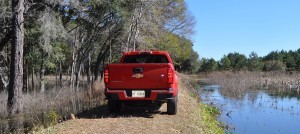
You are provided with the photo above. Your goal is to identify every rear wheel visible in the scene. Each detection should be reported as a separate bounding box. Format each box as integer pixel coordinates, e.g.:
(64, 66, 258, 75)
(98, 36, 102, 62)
(108, 100, 121, 113)
(167, 96, 178, 115)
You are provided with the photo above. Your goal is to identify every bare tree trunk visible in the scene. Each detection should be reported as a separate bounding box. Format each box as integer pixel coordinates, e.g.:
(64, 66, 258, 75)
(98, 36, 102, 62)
(70, 29, 78, 88)
(8, 0, 25, 114)
(75, 63, 82, 91)
(70, 49, 77, 88)
(31, 67, 35, 91)
(109, 42, 112, 63)
(66, 65, 70, 83)
(100, 55, 105, 81)
(133, 28, 139, 50)
(125, 2, 143, 51)
(23, 64, 28, 93)
(55, 66, 58, 86)
(87, 53, 91, 84)
(40, 53, 45, 92)
(7, 0, 25, 132)
(133, 4, 143, 50)
(40, 70, 45, 92)
(26, 65, 28, 93)
(0, 74, 3, 92)
(59, 61, 62, 86)
(23, 60, 28, 93)
(125, 17, 134, 51)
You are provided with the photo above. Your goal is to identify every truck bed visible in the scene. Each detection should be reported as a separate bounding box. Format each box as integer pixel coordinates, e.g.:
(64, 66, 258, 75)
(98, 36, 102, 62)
(106, 63, 173, 90)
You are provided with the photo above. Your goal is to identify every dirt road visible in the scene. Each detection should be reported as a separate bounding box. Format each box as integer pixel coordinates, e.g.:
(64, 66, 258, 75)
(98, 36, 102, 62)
(40, 74, 205, 134)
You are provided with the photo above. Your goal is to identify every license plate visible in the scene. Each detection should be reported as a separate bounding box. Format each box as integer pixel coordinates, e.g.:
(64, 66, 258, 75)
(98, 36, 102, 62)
(132, 90, 145, 97)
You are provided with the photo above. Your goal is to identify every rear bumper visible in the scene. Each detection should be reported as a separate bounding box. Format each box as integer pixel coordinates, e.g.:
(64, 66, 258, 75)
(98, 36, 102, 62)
(105, 88, 175, 101)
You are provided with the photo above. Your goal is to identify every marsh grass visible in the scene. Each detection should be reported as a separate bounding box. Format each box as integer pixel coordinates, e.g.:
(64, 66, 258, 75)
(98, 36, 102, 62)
(203, 71, 300, 99)
(199, 103, 224, 134)
(0, 77, 105, 133)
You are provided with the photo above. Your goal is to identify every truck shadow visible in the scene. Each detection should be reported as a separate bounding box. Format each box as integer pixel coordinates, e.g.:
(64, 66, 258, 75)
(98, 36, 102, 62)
(76, 104, 167, 119)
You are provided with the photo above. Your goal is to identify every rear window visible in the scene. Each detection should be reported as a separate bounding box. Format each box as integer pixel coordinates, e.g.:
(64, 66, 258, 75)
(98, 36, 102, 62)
(123, 55, 169, 63)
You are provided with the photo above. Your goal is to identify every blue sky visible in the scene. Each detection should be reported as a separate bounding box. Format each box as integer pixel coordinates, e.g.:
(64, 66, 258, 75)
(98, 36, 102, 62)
(186, 0, 300, 60)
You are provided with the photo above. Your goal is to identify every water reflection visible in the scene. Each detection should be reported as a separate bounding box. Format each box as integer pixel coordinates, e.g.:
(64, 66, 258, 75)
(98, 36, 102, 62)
(199, 85, 300, 134)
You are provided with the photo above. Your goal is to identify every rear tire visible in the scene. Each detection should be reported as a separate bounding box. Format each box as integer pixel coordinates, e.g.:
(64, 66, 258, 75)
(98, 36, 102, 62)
(108, 100, 121, 113)
(167, 96, 178, 115)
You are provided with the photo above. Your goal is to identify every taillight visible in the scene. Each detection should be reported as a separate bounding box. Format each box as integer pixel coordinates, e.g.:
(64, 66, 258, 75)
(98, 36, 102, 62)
(168, 67, 173, 84)
(104, 68, 109, 83)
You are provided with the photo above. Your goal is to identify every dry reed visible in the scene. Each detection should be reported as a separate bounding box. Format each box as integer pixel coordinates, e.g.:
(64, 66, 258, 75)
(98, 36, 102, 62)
(203, 71, 300, 99)
(0, 78, 105, 132)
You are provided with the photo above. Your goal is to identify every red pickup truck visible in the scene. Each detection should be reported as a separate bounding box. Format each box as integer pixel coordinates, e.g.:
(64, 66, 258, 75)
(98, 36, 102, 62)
(104, 50, 178, 115)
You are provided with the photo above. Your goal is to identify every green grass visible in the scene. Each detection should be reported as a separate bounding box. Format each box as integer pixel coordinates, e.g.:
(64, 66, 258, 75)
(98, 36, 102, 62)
(198, 103, 224, 134)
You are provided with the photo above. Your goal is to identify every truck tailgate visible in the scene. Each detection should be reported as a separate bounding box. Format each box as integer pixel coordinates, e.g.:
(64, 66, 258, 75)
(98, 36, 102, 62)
(106, 63, 172, 89)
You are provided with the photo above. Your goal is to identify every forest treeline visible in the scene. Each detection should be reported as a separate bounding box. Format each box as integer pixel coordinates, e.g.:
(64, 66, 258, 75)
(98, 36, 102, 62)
(199, 49, 300, 72)
(0, 0, 200, 132)
(0, 0, 199, 92)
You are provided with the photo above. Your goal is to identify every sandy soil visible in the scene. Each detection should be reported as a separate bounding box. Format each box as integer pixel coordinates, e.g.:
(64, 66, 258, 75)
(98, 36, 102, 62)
(40, 74, 203, 134)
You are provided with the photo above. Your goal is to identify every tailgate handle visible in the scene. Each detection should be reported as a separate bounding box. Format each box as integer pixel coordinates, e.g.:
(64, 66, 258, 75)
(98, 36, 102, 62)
(133, 67, 143, 73)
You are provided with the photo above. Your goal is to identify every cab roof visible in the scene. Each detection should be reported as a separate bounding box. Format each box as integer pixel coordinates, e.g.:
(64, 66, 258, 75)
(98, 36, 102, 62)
(123, 50, 169, 55)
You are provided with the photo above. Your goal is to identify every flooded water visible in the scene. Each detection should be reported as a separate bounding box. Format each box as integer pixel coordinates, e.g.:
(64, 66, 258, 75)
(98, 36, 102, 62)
(199, 85, 300, 134)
